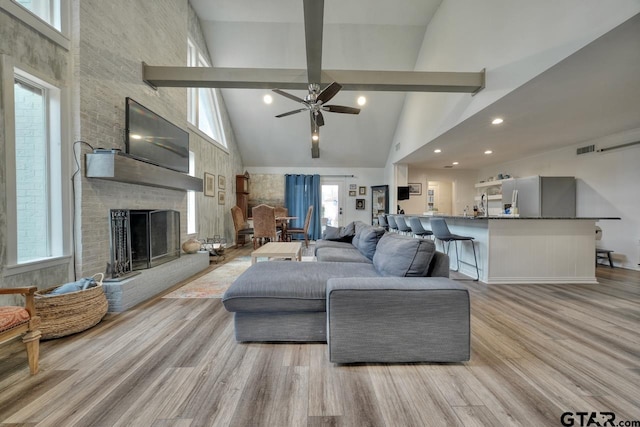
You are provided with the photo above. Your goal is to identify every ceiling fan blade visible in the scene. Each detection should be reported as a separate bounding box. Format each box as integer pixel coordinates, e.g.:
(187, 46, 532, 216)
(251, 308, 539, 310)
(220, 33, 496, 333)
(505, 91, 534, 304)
(323, 105, 361, 114)
(276, 108, 306, 118)
(273, 88, 306, 104)
(317, 82, 342, 104)
(315, 111, 325, 126)
(303, 0, 324, 84)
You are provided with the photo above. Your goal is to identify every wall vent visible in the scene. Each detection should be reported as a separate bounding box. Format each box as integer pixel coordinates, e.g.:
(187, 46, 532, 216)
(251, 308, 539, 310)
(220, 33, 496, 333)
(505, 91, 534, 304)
(577, 144, 595, 155)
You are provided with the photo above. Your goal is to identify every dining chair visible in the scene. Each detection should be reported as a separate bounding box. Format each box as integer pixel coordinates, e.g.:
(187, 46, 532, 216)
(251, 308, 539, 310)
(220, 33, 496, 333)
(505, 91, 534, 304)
(274, 206, 288, 218)
(231, 205, 254, 248)
(286, 205, 314, 247)
(251, 204, 281, 249)
(0, 287, 41, 374)
(430, 218, 479, 281)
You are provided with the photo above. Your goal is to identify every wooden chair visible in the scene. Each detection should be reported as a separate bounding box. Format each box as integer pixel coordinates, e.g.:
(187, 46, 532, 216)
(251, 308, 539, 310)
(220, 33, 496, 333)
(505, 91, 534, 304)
(0, 287, 41, 374)
(274, 206, 288, 218)
(231, 205, 254, 248)
(286, 205, 314, 247)
(251, 204, 281, 249)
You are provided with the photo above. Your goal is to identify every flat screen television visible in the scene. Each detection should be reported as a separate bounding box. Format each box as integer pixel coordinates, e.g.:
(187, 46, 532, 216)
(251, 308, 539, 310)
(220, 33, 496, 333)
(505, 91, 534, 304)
(397, 186, 410, 200)
(125, 97, 189, 173)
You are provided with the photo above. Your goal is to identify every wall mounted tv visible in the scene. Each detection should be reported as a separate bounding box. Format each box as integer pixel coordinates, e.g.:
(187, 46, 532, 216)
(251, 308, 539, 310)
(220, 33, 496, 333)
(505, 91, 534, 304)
(125, 97, 189, 173)
(397, 186, 410, 200)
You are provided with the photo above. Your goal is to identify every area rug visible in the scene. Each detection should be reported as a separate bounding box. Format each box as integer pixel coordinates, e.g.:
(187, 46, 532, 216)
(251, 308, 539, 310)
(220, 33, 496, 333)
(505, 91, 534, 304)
(163, 256, 252, 298)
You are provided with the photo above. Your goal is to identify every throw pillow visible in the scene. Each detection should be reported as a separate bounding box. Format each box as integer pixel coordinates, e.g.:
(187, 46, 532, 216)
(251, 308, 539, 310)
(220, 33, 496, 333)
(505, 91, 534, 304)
(47, 277, 98, 296)
(322, 226, 341, 240)
(356, 227, 386, 260)
(373, 233, 436, 277)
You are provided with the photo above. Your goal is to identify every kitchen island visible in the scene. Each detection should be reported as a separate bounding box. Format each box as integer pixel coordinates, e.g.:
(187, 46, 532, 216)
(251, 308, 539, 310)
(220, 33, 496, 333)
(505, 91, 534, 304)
(416, 216, 618, 284)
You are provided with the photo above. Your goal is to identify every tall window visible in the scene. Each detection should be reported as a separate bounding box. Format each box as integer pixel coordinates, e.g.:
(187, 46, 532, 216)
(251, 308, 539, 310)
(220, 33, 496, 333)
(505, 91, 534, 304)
(15, 0, 61, 30)
(187, 39, 227, 148)
(13, 71, 63, 264)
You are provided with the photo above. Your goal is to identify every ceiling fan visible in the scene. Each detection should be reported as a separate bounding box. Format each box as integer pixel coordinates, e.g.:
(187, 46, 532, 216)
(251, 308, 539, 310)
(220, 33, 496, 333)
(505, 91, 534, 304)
(273, 82, 360, 158)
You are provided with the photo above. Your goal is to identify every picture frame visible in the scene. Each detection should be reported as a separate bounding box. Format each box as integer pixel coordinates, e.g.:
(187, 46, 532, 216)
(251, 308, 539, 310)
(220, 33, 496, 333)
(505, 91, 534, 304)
(349, 190, 357, 197)
(358, 186, 366, 195)
(204, 173, 215, 197)
(408, 183, 422, 195)
(356, 198, 365, 210)
(218, 191, 225, 205)
(349, 184, 357, 190)
(218, 175, 226, 190)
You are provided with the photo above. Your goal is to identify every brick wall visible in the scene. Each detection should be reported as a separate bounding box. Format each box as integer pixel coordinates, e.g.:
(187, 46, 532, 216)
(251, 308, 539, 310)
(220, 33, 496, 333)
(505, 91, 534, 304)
(74, 0, 244, 276)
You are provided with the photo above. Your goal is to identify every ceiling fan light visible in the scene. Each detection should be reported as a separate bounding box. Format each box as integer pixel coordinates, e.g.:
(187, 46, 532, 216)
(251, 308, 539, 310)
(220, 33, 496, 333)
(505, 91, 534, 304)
(357, 96, 366, 106)
(312, 133, 319, 141)
(263, 94, 273, 104)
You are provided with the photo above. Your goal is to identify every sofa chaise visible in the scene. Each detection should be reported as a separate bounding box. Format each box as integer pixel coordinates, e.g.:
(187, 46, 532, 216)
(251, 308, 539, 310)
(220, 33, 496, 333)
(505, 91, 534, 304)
(222, 222, 470, 363)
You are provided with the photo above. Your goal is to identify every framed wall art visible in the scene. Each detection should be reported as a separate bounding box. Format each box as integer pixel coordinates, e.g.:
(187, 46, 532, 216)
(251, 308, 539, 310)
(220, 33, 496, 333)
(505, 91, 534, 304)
(218, 175, 226, 190)
(218, 191, 226, 205)
(358, 186, 366, 195)
(349, 190, 357, 197)
(204, 173, 215, 197)
(408, 183, 422, 195)
(356, 199, 365, 210)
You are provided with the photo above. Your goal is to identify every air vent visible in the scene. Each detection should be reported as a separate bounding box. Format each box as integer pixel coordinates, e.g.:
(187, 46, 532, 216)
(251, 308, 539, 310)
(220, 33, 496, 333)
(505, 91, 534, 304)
(443, 165, 453, 168)
(577, 144, 595, 155)
(395, 143, 401, 151)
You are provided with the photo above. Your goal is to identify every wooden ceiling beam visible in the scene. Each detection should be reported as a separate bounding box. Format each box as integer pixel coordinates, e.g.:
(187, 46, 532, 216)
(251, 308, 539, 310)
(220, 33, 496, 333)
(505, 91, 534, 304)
(143, 64, 485, 94)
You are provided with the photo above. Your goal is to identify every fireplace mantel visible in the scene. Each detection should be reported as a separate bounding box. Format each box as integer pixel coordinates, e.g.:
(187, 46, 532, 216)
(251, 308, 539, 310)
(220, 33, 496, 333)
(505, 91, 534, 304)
(85, 152, 203, 192)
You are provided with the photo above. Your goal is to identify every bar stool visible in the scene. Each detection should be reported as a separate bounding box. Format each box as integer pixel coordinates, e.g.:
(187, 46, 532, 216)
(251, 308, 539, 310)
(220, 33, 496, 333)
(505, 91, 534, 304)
(395, 216, 412, 235)
(378, 214, 389, 231)
(430, 218, 479, 281)
(387, 215, 399, 233)
(409, 217, 433, 239)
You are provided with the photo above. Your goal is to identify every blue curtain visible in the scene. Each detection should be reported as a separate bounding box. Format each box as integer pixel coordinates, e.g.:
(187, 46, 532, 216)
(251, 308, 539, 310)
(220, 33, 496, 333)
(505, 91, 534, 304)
(285, 174, 321, 240)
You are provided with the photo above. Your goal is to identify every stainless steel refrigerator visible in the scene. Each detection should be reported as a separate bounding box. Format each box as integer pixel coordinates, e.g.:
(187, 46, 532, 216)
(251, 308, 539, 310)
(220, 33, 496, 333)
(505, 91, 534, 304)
(501, 176, 576, 217)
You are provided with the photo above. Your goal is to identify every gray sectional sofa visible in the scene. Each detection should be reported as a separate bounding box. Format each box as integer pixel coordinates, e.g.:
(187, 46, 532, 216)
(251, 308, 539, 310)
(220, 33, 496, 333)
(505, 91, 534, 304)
(222, 221, 470, 363)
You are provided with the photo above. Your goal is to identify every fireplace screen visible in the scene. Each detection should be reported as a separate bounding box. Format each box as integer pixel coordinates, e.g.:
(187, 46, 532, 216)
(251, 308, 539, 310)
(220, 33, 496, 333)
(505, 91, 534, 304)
(109, 209, 180, 278)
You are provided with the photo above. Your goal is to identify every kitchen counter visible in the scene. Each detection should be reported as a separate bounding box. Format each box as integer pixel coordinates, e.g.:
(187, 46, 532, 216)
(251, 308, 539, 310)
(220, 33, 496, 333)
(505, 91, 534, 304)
(420, 215, 621, 220)
(409, 215, 619, 284)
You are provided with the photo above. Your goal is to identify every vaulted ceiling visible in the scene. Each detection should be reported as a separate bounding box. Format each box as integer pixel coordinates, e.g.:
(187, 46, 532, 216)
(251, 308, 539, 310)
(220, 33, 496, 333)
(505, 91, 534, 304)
(183, 1, 640, 170)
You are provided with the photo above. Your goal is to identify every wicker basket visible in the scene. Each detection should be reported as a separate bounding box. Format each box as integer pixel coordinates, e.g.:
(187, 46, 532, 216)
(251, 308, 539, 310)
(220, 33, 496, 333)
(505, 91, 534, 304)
(35, 273, 108, 339)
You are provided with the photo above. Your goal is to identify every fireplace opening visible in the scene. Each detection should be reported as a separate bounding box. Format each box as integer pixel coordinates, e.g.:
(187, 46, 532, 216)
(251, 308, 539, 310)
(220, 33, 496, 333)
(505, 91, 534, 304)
(109, 209, 180, 278)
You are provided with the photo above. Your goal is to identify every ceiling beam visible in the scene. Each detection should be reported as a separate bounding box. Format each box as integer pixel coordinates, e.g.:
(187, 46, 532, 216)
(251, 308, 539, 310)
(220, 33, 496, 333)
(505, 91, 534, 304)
(143, 64, 485, 93)
(303, 0, 324, 84)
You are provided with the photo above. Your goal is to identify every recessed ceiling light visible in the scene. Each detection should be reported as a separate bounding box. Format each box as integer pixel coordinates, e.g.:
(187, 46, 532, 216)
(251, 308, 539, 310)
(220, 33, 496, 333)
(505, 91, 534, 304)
(357, 96, 366, 106)
(452, 161, 459, 165)
(492, 118, 504, 125)
(484, 150, 493, 154)
(263, 94, 273, 104)
(130, 134, 142, 140)
(434, 149, 442, 153)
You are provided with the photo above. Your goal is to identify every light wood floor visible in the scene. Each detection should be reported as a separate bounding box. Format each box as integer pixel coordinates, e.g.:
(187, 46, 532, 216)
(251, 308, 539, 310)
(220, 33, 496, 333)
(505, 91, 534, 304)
(1, 245, 639, 426)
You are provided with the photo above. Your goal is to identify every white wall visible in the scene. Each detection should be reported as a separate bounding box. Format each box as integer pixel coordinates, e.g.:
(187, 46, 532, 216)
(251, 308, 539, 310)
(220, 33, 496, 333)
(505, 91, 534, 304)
(388, 1, 640, 167)
(477, 128, 640, 270)
(246, 167, 385, 226)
